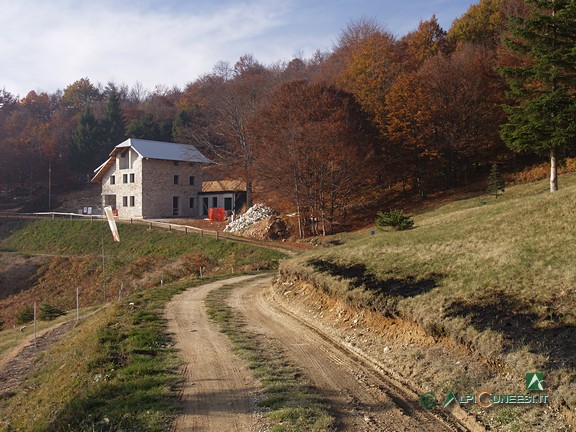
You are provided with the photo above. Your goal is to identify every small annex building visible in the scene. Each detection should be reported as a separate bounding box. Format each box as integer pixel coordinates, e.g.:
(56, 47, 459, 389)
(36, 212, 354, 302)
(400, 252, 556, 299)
(199, 180, 247, 217)
(91, 138, 211, 218)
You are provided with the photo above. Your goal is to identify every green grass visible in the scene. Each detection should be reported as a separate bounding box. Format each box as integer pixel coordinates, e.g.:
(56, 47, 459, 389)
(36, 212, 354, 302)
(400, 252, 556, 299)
(205, 282, 334, 432)
(0, 218, 284, 266)
(0, 218, 286, 327)
(0, 276, 236, 432)
(279, 173, 576, 424)
(0, 307, 99, 360)
(0, 217, 287, 431)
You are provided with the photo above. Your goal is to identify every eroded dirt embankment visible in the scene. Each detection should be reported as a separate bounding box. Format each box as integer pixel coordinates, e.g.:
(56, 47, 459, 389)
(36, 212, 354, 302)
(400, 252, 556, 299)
(232, 277, 477, 431)
(271, 273, 571, 431)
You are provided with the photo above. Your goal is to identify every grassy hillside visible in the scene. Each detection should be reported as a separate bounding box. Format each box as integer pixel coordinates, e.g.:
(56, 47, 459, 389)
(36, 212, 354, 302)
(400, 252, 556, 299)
(279, 173, 576, 428)
(0, 218, 283, 327)
(0, 219, 285, 431)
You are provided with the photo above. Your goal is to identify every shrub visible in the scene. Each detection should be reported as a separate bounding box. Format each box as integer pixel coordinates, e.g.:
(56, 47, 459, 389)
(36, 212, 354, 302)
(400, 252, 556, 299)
(486, 164, 505, 198)
(376, 210, 414, 231)
(16, 306, 35, 325)
(39, 303, 65, 321)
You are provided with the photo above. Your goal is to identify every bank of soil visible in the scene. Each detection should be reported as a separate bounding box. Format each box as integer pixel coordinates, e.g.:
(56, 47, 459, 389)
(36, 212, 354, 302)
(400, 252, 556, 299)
(269, 277, 570, 431)
(0, 254, 49, 302)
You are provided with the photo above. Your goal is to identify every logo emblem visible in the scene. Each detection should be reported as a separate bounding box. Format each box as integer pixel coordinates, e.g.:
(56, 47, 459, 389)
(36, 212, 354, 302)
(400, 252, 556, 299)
(526, 372, 544, 391)
(443, 391, 457, 409)
(419, 392, 438, 409)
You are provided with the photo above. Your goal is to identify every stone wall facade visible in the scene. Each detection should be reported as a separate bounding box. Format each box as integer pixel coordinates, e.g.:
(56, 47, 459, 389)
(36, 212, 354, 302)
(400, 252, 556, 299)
(100, 148, 203, 218)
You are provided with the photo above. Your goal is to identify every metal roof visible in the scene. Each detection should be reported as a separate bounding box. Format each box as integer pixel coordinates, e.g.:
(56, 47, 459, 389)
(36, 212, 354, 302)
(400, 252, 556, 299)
(91, 138, 210, 183)
(119, 138, 211, 163)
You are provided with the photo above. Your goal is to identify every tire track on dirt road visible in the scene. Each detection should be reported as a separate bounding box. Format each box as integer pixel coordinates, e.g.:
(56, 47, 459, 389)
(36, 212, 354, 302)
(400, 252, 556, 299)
(229, 276, 478, 432)
(165, 275, 265, 432)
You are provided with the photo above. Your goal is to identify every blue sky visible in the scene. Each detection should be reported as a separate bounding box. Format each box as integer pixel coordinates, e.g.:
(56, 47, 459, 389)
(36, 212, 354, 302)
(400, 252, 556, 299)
(1, 0, 478, 98)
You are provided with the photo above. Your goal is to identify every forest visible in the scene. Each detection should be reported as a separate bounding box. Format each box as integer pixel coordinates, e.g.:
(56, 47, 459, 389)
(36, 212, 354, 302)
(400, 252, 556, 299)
(1, 0, 575, 236)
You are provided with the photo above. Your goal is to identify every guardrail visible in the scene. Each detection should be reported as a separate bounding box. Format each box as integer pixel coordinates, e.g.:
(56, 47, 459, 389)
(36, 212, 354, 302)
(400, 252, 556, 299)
(0, 211, 229, 241)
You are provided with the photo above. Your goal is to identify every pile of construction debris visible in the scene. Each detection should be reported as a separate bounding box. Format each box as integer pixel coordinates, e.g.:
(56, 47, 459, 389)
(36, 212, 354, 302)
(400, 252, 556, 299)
(224, 203, 275, 233)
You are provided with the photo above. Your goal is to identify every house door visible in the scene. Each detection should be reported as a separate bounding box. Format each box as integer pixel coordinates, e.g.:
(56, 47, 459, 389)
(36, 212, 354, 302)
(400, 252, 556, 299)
(202, 197, 209, 216)
(172, 196, 179, 216)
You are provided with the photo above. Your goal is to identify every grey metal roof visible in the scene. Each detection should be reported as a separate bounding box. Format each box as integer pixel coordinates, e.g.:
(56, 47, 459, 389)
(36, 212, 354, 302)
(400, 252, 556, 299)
(118, 138, 211, 163)
(91, 138, 211, 183)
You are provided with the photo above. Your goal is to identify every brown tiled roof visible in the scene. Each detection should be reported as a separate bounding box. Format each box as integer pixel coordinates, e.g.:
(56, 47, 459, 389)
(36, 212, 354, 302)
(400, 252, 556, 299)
(201, 180, 246, 193)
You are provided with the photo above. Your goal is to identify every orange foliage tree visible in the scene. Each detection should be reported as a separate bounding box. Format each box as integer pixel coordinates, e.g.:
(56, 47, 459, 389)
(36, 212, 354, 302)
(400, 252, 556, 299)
(254, 81, 377, 237)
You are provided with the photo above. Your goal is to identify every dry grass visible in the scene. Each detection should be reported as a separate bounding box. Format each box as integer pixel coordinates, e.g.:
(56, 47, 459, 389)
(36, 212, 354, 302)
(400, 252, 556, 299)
(280, 172, 576, 428)
(0, 307, 114, 431)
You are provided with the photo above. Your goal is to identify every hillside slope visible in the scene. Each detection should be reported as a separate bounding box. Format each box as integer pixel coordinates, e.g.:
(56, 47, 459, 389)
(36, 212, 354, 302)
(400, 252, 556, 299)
(0, 218, 283, 327)
(0, 218, 285, 431)
(277, 173, 576, 430)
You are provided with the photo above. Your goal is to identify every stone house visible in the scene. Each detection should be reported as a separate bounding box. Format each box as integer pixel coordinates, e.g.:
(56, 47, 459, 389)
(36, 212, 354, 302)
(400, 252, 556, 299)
(91, 138, 211, 218)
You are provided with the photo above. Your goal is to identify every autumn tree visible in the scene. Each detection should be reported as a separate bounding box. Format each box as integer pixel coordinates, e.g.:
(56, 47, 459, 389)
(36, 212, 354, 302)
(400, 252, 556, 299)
(181, 55, 275, 207)
(387, 44, 506, 193)
(336, 24, 398, 132)
(61, 78, 102, 113)
(448, 0, 507, 48)
(499, 0, 576, 192)
(386, 71, 437, 197)
(400, 16, 448, 71)
(255, 81, 377, 236)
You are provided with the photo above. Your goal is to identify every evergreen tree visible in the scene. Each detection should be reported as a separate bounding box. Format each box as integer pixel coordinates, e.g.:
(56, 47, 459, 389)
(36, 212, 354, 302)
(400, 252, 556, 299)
(127, 113, 162, 140)
(102, 84, 126, 150)
(499, 0, 576, 192)
(69, 107, 102, 177)
(486, 164, 505, 198)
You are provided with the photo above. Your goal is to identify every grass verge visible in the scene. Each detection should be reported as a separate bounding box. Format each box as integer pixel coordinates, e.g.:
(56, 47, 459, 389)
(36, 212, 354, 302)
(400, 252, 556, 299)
(0, 275, 236, 432)
(205, 282, 334, 432)
(278, 173, 576, 429)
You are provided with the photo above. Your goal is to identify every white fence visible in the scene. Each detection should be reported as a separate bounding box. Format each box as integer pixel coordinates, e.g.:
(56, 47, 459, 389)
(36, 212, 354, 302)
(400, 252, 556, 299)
(0, 212, 233, 241)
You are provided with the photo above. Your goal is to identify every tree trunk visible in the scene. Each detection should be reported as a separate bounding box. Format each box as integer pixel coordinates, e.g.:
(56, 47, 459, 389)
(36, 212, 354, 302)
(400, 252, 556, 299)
(246, 179, 253, 208)
(550, 148, 558, 192)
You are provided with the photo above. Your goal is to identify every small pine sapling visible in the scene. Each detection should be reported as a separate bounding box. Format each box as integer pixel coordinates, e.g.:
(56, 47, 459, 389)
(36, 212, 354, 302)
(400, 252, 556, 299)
(376, 210, 414, 231)
(486, 164, 505, 198)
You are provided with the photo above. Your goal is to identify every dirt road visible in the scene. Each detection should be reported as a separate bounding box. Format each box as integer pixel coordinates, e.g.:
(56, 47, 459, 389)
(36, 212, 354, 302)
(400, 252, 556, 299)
(167, 275, 478, 431)
(165, 275, 265, 432)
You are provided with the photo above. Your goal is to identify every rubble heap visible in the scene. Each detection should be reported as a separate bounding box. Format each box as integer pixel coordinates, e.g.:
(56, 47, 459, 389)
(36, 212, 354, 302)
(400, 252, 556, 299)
(224, 203, 275, 233)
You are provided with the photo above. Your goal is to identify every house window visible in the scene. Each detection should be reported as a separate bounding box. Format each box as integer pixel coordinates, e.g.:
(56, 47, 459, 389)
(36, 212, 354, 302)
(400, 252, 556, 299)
(189, 197, 195, 208)
(189, 176, 195, 186)
(224, 197, 233, 211)
(212, 197, 218, 208)
(119, 152, 129, 169)
(174, 175, 179, 185)
(130, 196, 135, 207)
(123, 174, 128, 184)
(104, 195, 116, 207)
(110, 175, 115, 185)
(122, 196, 128, 207)
(129, 173, 135, 183)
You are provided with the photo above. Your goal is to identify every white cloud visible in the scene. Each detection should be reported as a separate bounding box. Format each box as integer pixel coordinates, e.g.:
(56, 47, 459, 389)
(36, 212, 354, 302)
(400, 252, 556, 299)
(0, 0, 295, 96)
(0, 0, 477, 97)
